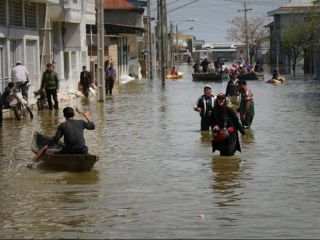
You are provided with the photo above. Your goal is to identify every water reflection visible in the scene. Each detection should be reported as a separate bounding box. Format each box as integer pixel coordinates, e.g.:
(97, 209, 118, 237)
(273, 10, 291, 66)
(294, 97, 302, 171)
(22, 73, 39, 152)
(241, 128, 255, 146)
(211, 156, 243, 207)
(200, 131, 212, 146)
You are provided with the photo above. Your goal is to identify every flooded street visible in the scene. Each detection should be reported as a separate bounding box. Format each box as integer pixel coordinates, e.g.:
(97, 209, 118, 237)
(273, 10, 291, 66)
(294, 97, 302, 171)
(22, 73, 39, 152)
(1, 64, 320, 238)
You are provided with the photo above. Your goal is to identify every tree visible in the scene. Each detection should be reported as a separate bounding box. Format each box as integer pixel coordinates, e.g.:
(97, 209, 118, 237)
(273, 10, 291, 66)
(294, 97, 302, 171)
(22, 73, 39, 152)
(280, 21, 312, 76)
(226, 17, 269, 63)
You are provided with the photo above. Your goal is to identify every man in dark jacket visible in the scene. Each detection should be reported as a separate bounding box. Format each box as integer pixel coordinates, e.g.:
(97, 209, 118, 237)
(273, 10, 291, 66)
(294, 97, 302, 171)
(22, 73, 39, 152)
(80, 66, 92, 97)
(51, 107, 95, 154)
(105, 62, 116, 95)
(41, 63, 59, 110)
(225, 71, 240, 107)
(193, 85, 215, 131)
(2, 82, 14, 108)
(200, 57, 209, 73)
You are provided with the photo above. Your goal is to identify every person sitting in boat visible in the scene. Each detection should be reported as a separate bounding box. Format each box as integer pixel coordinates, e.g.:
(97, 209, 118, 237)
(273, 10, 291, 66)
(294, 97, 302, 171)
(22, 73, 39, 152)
(193, 60, 201, 73)
(208, 63, 215, 73)
(225, 71, 240, 107)
(238, 57, 245, 65)
(214, 57, 222, 70)
(238, 80, 255, 129)
(200, 57, 209, 73)
(193, 85, 215, 131)
(171, 67, 178, 75)
(267, 68, 285, 84)
(254, 64, 264, 73)
(210, 93, 245, 156)
(51, 107, 95, 154)
(238, 64, 247, 74)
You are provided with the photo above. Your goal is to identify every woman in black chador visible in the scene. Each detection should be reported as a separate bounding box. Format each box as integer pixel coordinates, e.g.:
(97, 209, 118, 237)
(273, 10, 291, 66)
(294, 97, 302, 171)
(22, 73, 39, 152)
(210, 93, 245, 156)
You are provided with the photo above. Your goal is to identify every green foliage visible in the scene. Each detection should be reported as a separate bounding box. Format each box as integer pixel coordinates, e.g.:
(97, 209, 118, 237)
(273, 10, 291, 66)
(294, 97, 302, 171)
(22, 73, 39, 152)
(280, 22, 308, 61)
(280, 6, 320, 75)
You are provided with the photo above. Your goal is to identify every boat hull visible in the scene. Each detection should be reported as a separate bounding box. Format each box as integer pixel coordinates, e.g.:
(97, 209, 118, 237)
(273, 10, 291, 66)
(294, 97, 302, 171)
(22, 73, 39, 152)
(238, 72, 264, 81)
(192, 72, 222, 82)
(37, 153, 98, 172)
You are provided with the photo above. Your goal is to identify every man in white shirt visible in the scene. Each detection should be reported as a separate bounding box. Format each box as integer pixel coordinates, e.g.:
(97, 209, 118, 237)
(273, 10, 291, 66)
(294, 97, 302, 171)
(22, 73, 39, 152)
(12, 61, 30, 99)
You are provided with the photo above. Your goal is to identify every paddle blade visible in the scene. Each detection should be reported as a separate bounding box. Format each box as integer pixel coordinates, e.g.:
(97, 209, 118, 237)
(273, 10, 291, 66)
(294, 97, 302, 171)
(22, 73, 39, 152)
(32, 145, 48, 162)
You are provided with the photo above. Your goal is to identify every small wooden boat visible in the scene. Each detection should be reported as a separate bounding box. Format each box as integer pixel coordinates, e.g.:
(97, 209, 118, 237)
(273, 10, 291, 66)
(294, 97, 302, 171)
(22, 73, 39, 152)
(238, 71, 264, 81)
(166, 72, 184, 80)
(31, 132, 98, 172)
(192, 72, 222, 82)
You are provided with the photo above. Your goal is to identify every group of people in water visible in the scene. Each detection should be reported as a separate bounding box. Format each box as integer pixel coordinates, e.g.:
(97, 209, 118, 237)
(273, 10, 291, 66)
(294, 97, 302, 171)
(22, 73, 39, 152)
(193, 71, 255, 156)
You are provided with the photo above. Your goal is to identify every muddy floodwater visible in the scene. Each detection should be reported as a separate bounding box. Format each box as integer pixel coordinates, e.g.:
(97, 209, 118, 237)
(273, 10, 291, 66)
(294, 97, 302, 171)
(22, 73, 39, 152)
(1, 64, 320, 239)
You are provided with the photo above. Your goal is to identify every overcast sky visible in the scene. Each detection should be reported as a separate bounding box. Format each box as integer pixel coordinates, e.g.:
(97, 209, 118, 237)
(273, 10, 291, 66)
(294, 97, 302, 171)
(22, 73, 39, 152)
(151, 0, 314, 42)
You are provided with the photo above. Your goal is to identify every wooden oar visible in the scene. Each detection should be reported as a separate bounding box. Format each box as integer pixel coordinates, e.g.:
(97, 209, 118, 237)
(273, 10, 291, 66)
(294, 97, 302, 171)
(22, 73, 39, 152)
(76, 107, 92, 123)
(32, 145, 48, 162)
(76, 107, 84, 115)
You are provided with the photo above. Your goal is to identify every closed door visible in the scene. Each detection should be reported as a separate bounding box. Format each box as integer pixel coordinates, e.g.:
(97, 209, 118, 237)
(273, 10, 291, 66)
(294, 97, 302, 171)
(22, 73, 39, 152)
(26, 40, 38, 95)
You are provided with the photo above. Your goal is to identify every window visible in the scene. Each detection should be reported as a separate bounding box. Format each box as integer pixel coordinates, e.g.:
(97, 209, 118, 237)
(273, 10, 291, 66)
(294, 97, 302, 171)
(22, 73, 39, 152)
(0, 0, 6, 25)
(9, 0, 23, 27)
(25, 2, 37, 28)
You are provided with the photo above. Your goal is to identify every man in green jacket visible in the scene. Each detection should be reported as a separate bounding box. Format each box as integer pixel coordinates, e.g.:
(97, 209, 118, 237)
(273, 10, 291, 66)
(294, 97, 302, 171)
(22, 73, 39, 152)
(40, 63, 59, 110)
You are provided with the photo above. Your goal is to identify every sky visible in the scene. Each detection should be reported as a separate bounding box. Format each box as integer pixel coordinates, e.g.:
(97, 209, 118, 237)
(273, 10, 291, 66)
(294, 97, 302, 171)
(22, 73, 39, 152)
(150, 0, 314, 43)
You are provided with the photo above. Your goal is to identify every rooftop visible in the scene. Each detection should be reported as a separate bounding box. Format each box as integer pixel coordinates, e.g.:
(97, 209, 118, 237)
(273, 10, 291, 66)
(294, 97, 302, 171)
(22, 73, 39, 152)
(95, 0, 144, 11)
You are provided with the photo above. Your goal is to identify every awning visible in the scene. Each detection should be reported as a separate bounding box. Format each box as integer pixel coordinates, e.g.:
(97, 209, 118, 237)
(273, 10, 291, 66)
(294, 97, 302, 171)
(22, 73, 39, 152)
(105, 24, 147, 35)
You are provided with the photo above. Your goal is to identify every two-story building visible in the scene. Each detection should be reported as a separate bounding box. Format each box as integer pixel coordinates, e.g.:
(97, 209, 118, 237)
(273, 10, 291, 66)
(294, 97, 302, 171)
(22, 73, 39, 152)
(0, 0, 96, 98)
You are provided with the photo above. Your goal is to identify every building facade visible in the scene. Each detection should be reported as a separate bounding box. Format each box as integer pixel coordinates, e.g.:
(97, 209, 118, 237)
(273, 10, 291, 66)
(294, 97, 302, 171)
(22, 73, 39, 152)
(267, 4, 320, 75)
(0, 0, 96, 98)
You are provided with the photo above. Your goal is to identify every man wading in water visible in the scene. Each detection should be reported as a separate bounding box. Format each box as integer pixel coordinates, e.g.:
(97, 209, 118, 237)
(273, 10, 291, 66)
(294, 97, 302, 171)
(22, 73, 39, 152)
(193, 85, 215, 131)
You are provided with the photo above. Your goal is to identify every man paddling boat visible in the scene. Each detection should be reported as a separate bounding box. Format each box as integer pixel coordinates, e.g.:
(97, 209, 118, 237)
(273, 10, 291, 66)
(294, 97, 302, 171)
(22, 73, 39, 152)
(51, 107, 95, 154)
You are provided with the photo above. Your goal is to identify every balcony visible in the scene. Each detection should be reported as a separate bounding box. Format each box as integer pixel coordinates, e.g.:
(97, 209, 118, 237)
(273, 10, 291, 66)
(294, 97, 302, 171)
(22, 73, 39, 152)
(30, 0, 60, 3)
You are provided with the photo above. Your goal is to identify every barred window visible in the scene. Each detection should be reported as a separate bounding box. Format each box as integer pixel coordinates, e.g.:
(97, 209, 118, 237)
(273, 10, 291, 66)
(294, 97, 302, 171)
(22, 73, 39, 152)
(0, 0, 6, 25)
(9, 0, 23, 27)
(25, 2, 37, 28)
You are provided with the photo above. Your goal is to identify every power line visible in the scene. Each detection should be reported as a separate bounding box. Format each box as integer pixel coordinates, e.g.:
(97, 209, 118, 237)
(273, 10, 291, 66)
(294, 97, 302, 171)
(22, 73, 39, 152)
(167, 0, 200, 13)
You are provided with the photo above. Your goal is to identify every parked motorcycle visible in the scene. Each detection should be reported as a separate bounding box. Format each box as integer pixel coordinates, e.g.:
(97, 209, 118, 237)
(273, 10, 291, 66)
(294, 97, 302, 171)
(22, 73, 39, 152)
(8, 90, 33, 120)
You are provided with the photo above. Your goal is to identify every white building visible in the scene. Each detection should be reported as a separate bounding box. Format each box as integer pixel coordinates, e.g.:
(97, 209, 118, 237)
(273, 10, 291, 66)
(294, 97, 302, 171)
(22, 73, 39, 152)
(0, 0, 96, 98)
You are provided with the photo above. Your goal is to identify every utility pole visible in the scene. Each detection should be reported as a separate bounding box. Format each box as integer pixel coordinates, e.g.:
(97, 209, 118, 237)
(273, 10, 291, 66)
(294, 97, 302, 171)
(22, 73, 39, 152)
(163, 0, 169, 74)
(97, 0, 105, 101)
(159, 0, 165, 85)
(176, 24, 179, 64)
(147, 0, 153, 79)
(238, 1, 251, 64)
(170, 21, 174, 70)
